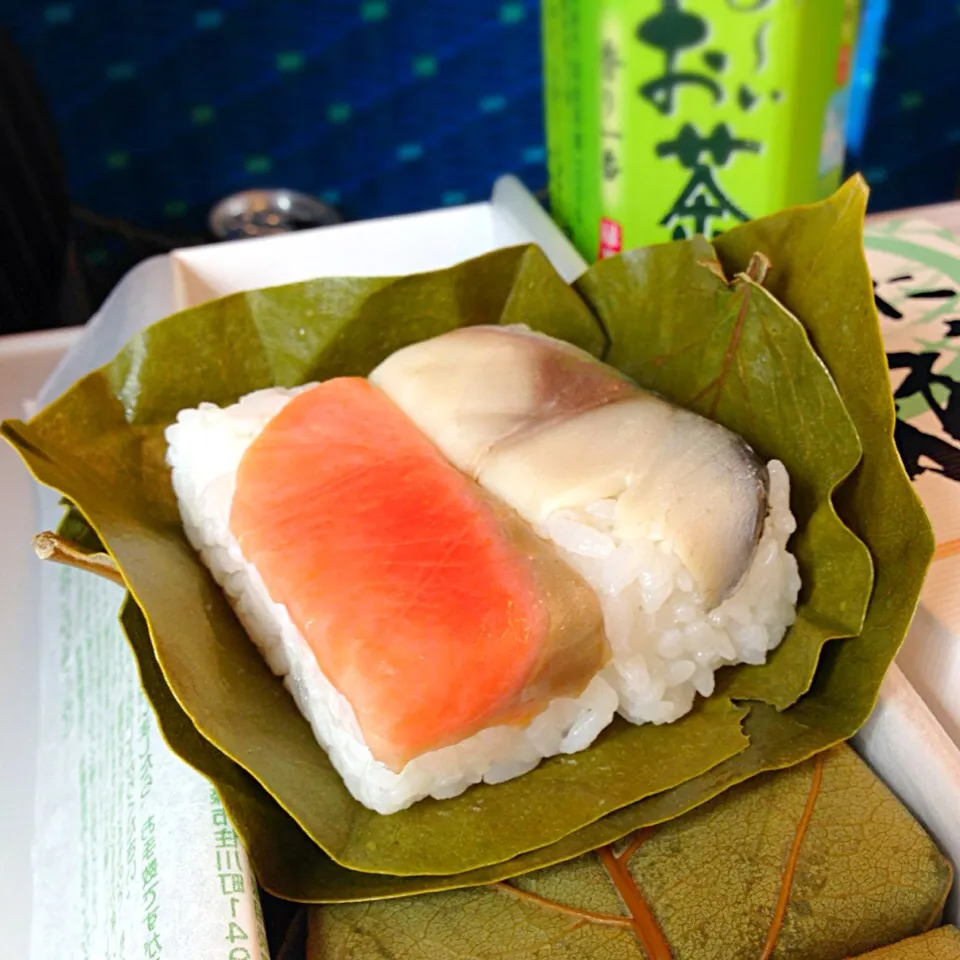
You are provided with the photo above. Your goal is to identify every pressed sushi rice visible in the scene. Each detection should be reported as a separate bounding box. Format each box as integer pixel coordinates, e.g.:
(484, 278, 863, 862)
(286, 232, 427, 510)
(540, 460, 799, 725)
(166, 385, 800, 814)
(166, 386, 619, 815)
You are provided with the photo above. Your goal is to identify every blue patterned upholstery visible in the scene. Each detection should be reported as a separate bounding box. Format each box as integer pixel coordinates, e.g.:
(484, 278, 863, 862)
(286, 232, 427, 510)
(845, 1, 960, 213)
(9, 0, 546, 234)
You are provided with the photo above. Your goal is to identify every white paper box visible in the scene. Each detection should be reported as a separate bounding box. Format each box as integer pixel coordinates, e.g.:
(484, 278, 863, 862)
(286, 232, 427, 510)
(169, 177, 586, 309)
(2, 179, 959, 958)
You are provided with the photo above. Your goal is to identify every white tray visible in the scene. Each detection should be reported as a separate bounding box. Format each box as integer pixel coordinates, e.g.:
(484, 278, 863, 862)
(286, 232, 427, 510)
(2, 182, 959, 957)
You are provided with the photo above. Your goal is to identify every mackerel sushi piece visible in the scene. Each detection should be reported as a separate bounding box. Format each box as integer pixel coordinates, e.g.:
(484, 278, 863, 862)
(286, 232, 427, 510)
(371, 325, 767, 607)
(166, 378, 615, 814)
(370, 325, 636, 475)
(371, 326, 801, 726)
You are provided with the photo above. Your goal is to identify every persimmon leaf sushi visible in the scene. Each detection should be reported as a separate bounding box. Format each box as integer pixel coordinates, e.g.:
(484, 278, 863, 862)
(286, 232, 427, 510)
(166, 329, 800, 814)
(166, 377, 616, 814)
(2, 178, 933, 884)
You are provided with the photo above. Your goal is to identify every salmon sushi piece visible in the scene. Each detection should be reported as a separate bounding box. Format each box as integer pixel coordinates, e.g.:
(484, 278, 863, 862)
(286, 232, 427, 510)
(166, 378, 615, 813)
(371, 326, 801, 726)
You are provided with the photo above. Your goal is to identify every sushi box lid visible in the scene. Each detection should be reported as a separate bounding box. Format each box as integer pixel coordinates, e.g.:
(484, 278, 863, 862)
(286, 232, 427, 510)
(1, 184, 959, 958)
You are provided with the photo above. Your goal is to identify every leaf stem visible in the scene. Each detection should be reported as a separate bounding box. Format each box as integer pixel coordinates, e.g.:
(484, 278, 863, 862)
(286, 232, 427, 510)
(744, 252, 771, 286)
(598, 845, 674, 959)
(491, 882, 632, 929)
(934, 537, 960, 562)
(706, 274, 753, 419)
(617, 828, 654, 866)
(32, 532, 124, 586)
(758, 752, 826, 960)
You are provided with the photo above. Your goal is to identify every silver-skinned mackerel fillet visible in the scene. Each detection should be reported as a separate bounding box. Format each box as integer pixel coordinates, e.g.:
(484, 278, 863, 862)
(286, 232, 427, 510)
(370, 325, 769, 609)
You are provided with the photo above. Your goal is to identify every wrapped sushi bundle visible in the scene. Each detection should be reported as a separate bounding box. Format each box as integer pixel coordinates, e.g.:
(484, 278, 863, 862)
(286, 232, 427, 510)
(304, 746, 954, 960)
(851, 929, 960, 958)
(2, 177, 947, 958)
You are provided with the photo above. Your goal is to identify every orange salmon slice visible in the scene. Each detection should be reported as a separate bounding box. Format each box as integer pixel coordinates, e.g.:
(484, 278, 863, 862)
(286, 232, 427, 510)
(230, 378, 607, 771)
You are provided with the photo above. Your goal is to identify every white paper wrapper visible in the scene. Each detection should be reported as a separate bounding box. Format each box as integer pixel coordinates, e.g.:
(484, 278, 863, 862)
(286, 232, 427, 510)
(30, 492, 268, 960)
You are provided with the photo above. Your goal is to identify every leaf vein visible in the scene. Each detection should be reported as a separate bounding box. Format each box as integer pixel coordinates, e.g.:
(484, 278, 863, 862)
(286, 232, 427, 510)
(758, 751, 826, 959)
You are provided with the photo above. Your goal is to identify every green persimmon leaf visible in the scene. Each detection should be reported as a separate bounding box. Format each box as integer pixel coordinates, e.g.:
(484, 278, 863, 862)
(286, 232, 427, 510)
(850, 928, 960, 959)
(307, 747, 951, 959)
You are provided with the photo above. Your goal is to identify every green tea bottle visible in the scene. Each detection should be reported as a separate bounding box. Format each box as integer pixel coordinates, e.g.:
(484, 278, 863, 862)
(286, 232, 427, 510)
(543, 0, 860, 260)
